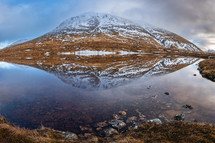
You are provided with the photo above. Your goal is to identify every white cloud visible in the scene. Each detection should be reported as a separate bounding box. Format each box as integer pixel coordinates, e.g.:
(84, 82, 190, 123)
(0, 41, 11, 49)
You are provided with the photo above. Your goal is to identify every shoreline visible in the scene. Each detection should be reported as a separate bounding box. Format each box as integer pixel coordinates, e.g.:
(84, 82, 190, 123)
(1, 116, 215, 142)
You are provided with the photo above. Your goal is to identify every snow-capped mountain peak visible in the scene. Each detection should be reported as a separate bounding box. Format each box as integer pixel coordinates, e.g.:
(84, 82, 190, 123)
(53, 12, 140, 32)
(45, 12, 201, 52)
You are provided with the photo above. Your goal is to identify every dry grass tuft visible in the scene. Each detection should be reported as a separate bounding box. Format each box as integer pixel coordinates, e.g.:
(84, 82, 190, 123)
(199, 59, 215, 81)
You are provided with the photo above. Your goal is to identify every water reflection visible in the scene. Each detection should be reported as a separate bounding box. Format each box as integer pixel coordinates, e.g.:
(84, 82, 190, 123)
(0, 54, 198, 89)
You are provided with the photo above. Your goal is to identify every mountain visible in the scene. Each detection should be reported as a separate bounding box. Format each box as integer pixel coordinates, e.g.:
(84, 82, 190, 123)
(0, 13, 202, 59)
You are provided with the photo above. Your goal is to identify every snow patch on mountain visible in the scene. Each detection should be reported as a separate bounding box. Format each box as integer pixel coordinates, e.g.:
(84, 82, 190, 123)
(145, 27, 201, 52)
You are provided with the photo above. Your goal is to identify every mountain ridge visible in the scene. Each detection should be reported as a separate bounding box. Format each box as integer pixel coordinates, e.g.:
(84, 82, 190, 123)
(0, 12, 202, 59)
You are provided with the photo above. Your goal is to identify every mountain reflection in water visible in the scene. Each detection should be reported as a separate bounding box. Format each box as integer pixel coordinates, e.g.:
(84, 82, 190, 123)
(1, 54, 198, 89)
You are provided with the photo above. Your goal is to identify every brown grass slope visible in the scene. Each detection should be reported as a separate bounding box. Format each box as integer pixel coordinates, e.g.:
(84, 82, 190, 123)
(199, 59, 215, 81)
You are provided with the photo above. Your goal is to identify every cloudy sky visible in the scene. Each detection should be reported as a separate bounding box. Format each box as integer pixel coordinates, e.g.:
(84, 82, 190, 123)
(0, 0, 215, 50)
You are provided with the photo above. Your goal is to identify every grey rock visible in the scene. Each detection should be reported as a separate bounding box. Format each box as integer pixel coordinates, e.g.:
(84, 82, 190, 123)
(148, 118, 162, 124)
(60, 131, 78, 139)
(110, 120, 126, 130)
(174, 113, 185, 121)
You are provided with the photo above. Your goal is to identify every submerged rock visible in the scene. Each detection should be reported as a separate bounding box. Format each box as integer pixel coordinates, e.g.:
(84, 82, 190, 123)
(119, 111, 127, 116)
(148, 118, 162, 124)
(139, 114, 146, 121)
(110, 120, 126, 130)
(147, 86, 152, 89)
(164, 92, 170, 95)
(182, 104, 193, 109)
(96, 121, 108, 128)
(126, 116, 137, 123)
(113, 114, 120, 120)
(174, 113, 185, 121)
(104, 128, 119, 137)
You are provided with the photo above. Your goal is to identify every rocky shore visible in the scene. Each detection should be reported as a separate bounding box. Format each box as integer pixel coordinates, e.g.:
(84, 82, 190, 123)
(2, 105, 215, 143)
(199, 59, 215, 82)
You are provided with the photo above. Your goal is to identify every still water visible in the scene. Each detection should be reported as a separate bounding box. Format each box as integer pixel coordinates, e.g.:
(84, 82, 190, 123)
(0, 56, 214, 135)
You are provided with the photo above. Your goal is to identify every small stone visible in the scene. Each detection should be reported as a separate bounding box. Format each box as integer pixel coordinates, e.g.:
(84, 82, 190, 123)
(139, 114, 146, 121)
(135, 109, 141, 115)
(110, 120, 126, 130)
(182, 104, 193, 109)
(165, 103, 172, 108)
(79, 126, 92, 132)
(174, 113, 185, 121)
(87, 136, 99, 142)
(147, 86, 151, 89)
(152, 95, 158, 99)
(126, 116, 137, 123)
(164, 92, 170, 95)
(193, 74, 197, 76)
(158, 114, 164, 118)
(96, 121, 107, 128)
(62, 132, 78, 139)
(113, 114, 120, 120)
(96, 127, 102, 131)
(148, 118, 162, 124)
(84, 133, 92, 138)
(133, 125, 138, 129)
(119, 111, 127, 116)
(104, 128, 119, 137)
